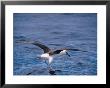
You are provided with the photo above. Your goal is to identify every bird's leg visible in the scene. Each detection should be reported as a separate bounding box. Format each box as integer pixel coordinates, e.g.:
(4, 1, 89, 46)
(48, 63, 55, 72)
(66, 52, 71, 57)
(48, 63, 52, 70)
(44, 60, 48, 65)
(44, 60, 53, 70)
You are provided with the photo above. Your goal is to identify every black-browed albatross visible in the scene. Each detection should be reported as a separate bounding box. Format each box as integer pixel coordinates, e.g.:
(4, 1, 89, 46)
(20, 40, 86, 74)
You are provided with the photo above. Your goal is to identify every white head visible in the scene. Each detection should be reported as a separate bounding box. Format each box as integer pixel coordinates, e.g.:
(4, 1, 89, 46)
(60, 50, 67, 54)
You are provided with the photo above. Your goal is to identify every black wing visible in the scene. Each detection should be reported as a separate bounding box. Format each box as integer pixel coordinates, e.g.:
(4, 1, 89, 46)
(52, 50, 63, 55)
(67, 48, 87, 52)
(53, 48, 87, 52)
(17, 39, 51, 53)
(32, 41, 51, 53)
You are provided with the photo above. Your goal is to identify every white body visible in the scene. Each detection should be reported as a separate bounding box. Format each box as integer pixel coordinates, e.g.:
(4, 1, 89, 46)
(40, 50, 67, 64)
(40, 53, 53, 64)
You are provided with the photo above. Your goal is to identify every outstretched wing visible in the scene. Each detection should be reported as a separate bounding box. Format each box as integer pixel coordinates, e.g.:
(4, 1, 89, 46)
(65, 48, 87, 52)
(65, 49, 87, 52)
(52, 50, 63, 55)
(50, 48, 87, 55)
(54, 48, 87, 52)
(17, 39, 51, 53)
(32, 41, 51, 53)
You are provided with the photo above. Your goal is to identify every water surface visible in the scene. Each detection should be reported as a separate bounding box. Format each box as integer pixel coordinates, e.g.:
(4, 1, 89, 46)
(13, 13, 97, 75)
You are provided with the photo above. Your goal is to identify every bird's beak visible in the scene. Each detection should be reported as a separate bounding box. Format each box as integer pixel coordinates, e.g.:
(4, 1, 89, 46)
(66, 52, 71, 57)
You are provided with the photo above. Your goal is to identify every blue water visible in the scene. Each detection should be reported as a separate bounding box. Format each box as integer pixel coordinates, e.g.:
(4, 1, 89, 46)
(13, 13, 97, 75)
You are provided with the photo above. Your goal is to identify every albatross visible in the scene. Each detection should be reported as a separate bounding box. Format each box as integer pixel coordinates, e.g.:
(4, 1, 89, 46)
(20, 40, 87, 74)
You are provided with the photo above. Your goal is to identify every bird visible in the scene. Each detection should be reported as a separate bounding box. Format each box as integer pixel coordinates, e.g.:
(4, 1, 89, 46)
(19, 40, 87, 74)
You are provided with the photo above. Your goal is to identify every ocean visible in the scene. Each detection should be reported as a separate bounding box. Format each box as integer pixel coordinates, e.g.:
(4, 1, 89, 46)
(13, 13, 97, 75)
